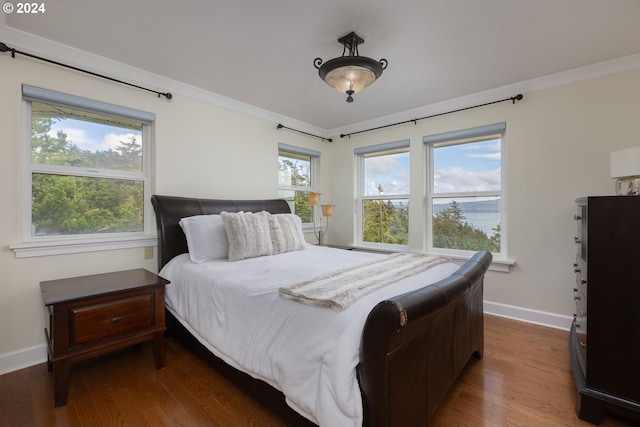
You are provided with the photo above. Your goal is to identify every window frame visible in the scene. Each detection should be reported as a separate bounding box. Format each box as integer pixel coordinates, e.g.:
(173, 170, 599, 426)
(277, 143, 320, 226)
(10, 85, 156, 258)
(424, 122, 506, 258)
(355, 140, 411, 250)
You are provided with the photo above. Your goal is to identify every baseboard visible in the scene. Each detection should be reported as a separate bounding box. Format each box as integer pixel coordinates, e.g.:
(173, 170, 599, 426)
(0, 343, 47, 376)
(0, 302, 571, 376)
(484, 300, 573, 331)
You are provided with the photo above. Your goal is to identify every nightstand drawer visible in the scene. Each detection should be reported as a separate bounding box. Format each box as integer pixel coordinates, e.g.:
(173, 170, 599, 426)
(70, 294, 154, 345)
(41, 268, 169, 407)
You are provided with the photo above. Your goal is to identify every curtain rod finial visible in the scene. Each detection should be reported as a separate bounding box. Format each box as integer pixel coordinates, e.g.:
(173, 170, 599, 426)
(0, 42, 16, 57)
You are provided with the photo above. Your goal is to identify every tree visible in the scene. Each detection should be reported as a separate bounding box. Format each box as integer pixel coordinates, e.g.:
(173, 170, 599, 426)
(432, 201, 500, 252)
(362, 186, 409, 245)
(279, 157, 312, 222)
(30, 118, 144, 236)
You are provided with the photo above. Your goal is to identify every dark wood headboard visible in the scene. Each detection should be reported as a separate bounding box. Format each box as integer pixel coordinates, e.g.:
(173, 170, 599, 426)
(151, 195, 291, 270)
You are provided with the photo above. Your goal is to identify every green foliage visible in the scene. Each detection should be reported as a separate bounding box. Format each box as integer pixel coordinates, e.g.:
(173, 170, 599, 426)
(279, 157, 312, 222)
(30, 117, 144, 236)
(432, 201, 500, 252)
(362, 200, 408, 244)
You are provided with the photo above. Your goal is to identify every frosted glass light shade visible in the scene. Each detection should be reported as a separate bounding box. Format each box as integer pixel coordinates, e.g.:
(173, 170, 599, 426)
(324, 65, 377, 95)
(308, 192, 320, 205)
(314, 32, 387, 103)
(321, 204, 334, 217)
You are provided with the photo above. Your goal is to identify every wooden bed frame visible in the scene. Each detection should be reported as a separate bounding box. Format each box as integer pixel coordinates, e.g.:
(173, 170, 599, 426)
(151, 195, 492, 426)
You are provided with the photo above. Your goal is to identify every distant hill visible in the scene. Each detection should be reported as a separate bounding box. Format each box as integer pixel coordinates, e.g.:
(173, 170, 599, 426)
(432, 199, 500, 215)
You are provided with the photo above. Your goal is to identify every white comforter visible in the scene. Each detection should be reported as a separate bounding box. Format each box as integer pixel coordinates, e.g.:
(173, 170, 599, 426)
(160, 245, 460, 427)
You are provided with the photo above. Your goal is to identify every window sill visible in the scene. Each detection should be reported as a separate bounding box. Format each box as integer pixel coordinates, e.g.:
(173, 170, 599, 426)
(9, 235, 157, 258)
(445, 253, 514, 273)
(334, 245, 514, 273)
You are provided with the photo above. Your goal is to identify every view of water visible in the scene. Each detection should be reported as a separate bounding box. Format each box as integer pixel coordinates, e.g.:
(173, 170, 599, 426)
(432, 199, 501, 236)
(462, 212, 501, 236)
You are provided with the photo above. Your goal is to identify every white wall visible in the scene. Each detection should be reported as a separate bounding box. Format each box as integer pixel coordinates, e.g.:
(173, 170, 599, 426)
(1, 32, 639, 374)
(0, 55, 323, 374)
(325, 69, 640, 325)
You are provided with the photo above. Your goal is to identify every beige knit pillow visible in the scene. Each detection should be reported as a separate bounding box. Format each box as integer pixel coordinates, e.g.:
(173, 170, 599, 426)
(221, 211, 273, 261)
(269, 213, 307, 255)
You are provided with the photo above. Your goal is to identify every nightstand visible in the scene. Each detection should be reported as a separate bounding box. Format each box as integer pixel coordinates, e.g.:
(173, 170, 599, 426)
(40, 268, 170, 407)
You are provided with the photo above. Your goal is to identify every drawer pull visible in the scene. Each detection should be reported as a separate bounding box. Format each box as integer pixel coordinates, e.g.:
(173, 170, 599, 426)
(579, 341, 587, 349)
(111, 316, 122, 324)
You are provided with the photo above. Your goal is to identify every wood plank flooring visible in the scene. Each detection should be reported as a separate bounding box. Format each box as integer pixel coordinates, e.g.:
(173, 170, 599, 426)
(0, 315, 635, 426)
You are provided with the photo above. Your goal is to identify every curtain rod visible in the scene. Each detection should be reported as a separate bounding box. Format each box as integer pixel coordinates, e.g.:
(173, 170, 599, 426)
(277, 124, 333, 143)
(340, 94, 523, 138)
(0, 42, 173, 100)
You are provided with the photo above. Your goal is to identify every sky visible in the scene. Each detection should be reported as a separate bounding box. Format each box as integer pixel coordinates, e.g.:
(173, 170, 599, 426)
(364, 138, 501, 197)
(49, 118, 141, 153)
(57, 116, 499, 199)
(433, 138, 501, 194)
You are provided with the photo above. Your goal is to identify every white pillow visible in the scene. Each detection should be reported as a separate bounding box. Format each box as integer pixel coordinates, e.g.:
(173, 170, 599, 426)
(269, 213, 307, 255)
(221, 211, 273, 262)
(179, 214, 228, 263)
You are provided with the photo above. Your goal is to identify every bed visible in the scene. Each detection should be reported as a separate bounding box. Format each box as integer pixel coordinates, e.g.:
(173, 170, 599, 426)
(151, 195, 492, 427)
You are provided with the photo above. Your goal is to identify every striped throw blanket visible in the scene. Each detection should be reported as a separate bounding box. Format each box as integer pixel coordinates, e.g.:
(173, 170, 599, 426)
(279, 252, 450, 311)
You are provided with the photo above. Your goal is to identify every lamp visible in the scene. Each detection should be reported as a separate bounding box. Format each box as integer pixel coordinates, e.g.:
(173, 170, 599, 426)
(308, 192, 320, 206)
(314, 31, 388, 103)
(308, 192, 334, 245)
(610, 147, 640, 195)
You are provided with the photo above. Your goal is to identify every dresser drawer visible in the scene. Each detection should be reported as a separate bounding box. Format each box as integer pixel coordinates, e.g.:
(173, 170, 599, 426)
(70, 294, 154, 346)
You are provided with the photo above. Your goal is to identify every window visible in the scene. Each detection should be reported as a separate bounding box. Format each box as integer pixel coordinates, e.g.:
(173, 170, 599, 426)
(424, 123, 505, 256)
(278, 143, 319, 223)
(356, 140, 410, 248)
(15, 85, 154, 256)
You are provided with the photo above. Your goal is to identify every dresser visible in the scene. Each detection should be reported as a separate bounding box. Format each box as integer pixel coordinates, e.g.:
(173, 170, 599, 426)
(40, 268, 170, 407)
(570, 196, 640, 424)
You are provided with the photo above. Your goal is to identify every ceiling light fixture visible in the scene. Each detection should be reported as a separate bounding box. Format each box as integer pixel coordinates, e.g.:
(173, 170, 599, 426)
(314, 32, 388, 103)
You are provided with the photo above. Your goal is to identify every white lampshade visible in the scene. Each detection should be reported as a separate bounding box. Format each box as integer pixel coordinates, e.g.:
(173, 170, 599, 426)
(610, 147, 640, 178)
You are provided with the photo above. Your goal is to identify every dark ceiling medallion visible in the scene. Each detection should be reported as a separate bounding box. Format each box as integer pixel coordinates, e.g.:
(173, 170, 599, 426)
(314, 32, 388, 103)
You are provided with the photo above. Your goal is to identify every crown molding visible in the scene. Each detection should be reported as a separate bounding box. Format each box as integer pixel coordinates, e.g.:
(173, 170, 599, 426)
(330, 53, 640, 138)
(3, 21, 639, 141)
(0, 24, 329, 140)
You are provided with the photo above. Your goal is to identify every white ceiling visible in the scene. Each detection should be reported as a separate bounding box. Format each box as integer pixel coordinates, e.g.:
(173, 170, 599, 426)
(4, 0, 640, 131)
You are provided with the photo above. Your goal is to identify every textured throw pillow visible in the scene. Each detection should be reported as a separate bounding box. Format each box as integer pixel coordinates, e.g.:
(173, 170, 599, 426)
(221, 211, 273, 261)
(269, 213, 307, 255)
(179, 214, 228, 263)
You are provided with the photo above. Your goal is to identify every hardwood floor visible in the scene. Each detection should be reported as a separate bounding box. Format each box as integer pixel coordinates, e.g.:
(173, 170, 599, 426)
(0, 315, 635, 426)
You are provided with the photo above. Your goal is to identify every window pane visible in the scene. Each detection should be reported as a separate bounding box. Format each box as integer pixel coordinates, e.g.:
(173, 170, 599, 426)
(362, 199, 409, 244)
(432, 196, 501, 252)
(31, 102, 143, 172)
(364, 151, 410, 196)
(31, 173, 144, 236)
(278, 152, 311, 187)
(278, 189, 312, 223)
(433, 138, 500, 193)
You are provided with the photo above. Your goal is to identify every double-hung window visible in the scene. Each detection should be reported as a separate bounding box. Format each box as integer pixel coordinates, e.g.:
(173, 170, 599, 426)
(424, 122, 506, 256)
(14, 85, 155, 257)
(277, 143, 319, 224)
(355, 140, 410, 249)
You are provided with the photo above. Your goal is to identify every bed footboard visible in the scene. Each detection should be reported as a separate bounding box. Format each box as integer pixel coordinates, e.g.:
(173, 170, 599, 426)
(358, 250, 492, 427)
